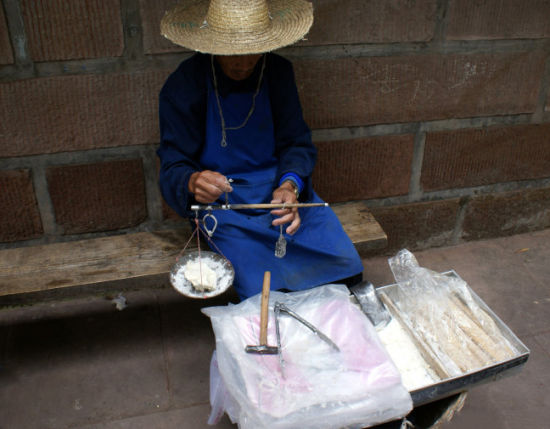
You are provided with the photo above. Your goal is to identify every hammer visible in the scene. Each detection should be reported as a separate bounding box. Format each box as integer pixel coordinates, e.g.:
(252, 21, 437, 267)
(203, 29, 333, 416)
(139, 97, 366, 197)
(245, 271, 279, 355)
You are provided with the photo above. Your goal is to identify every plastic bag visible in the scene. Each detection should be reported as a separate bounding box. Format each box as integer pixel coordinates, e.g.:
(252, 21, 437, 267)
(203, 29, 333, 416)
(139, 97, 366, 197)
(202, 284, 412, 429)
(207, 351, 232, 425)
(386, 249, 518, 377)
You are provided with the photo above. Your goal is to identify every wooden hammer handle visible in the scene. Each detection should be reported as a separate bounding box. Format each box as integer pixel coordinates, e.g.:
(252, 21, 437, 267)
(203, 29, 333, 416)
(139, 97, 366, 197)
(259, 271, 271, 346)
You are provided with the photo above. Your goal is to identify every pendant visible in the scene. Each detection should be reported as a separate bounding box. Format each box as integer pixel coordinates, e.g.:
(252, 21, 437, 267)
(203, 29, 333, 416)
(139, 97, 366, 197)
(275, 225, 287, 258)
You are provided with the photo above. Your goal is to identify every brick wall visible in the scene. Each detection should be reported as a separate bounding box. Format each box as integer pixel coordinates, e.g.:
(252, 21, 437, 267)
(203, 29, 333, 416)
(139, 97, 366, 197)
(1, 0, 549, 255)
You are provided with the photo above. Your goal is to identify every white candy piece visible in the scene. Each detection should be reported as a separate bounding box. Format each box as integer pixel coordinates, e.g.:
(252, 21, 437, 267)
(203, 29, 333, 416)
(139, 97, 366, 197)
(183, 260, 217, 291)
(377, 318, 438, 390)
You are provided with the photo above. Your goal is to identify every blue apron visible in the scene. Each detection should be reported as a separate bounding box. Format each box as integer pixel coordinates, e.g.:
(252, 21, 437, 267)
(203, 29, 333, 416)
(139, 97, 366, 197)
(199, 69, 363, 300)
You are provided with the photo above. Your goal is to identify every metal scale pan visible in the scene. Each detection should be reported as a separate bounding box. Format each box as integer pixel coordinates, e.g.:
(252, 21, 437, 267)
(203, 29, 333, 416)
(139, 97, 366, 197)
(375, 270, 530, 407)
(170, 250, 235, 299)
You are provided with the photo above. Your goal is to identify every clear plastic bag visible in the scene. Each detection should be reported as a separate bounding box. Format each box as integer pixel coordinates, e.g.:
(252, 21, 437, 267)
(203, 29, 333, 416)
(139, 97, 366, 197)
(202, 284, 412, 429)
(386, 249, 518, 377)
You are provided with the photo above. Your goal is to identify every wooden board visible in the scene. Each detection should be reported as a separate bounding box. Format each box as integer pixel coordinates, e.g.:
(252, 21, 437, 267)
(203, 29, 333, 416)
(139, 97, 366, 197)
(0, 228, 192, 296)
(333, 201, 387, 254)
(0, 201, 386, 297)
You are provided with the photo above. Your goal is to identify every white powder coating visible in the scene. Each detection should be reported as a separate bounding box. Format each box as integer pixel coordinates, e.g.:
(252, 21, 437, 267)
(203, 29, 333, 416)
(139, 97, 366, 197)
(377, 318, 438, 391)
(183, 260, 217, 291)
(171, 253, 234, 298)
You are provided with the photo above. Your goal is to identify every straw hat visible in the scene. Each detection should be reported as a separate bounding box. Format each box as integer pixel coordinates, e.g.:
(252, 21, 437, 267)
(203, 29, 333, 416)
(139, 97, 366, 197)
(161, 0, 313, 55)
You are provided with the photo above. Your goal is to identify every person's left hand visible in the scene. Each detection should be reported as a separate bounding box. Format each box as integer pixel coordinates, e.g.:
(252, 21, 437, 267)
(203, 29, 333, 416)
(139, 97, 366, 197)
(271, 182, 300, 235)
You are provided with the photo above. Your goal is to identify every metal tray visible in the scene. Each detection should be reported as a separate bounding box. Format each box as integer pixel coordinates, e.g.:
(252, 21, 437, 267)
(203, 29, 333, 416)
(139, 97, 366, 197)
(376, 270, 530, 407)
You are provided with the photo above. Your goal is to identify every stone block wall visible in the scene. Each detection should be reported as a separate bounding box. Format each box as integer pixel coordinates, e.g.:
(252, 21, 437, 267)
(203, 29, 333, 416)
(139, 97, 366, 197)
(1, 0, 549, 255)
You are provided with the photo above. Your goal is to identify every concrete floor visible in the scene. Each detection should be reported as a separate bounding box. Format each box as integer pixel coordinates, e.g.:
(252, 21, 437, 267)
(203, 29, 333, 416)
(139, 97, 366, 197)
(1, 229, 549, 429)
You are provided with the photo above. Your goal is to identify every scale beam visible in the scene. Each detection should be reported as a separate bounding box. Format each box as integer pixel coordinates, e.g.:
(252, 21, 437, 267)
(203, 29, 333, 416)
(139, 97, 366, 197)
(190, 202, 329, 211)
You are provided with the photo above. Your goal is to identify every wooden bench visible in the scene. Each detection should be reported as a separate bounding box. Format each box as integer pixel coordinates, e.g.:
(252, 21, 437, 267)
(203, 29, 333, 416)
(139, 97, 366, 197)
(0, 201, 386, 302)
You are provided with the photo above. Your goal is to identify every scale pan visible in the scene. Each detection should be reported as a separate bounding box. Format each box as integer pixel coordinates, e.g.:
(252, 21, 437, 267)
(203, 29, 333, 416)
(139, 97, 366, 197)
(170, 250, 234, 299)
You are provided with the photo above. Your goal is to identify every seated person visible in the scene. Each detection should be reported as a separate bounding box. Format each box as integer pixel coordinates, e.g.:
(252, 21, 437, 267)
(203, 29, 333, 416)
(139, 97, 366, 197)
(157, 0, 363, 300)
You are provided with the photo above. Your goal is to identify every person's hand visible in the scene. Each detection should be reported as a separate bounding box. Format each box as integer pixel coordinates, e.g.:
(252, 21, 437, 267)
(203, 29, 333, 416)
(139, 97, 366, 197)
(188, 170, 232, 203)
(271, 182, 300, 234)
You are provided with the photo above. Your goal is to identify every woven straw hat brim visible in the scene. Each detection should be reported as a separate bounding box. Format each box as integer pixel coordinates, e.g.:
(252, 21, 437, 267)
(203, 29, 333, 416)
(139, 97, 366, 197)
(161, 0, 313, 55)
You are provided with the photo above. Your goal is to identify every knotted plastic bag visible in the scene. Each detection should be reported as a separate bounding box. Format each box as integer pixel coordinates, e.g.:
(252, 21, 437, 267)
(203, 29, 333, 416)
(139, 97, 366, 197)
(386, 249, 518, 377)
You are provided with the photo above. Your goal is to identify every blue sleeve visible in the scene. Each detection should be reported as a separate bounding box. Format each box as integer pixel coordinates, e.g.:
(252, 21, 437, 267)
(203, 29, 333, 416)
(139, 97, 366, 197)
(157, 56, 206, 218)
(278, 172, 304, 193)
(268, 54, 317, 201)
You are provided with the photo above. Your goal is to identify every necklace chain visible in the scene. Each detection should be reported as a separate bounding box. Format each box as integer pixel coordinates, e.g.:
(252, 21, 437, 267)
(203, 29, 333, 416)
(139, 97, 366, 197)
(211, 54, 266, 147)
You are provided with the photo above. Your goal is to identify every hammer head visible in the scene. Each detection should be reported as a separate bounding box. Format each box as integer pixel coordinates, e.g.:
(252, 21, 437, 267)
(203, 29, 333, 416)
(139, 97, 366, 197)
(245, 344, 279, 354)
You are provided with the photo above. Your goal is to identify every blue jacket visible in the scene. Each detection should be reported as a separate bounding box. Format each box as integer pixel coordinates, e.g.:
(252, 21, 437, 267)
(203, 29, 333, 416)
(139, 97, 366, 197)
(157, 53, 317, 217)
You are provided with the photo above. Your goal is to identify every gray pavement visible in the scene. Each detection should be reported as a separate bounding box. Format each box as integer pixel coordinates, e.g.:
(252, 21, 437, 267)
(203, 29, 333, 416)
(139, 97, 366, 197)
(1, 229, 549, 429)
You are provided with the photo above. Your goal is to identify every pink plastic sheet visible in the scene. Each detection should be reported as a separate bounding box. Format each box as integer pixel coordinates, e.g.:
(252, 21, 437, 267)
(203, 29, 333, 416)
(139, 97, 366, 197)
(202, 284, 412, 429)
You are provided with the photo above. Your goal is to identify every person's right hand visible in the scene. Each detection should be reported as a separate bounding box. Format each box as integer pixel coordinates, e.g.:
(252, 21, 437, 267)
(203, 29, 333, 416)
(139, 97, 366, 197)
(188, 170, 232, 203)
